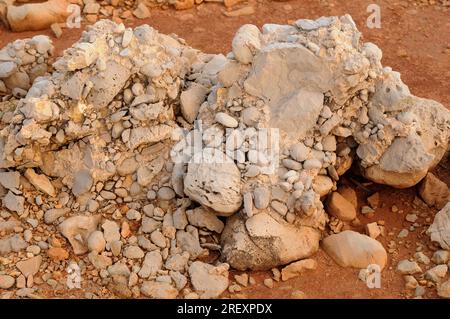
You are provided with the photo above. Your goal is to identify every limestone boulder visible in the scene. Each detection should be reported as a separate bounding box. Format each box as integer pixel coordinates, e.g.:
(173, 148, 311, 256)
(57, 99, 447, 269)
(322, 230, 387, 270)
(221, 211, 321, 270)
(184, 148, 242, 216)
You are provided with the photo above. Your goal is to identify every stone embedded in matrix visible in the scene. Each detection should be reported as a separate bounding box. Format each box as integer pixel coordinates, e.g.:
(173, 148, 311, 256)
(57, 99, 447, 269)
(0, 16, 449, 298)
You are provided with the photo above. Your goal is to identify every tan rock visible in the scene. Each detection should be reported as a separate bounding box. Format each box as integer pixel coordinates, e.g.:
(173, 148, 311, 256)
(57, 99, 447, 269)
(326, 192, 356, 222)
(322, 230, 387, 270)
(367, 192, 380, 209)
(312, 175, 334, 197)
(50, 23, 63, 38)
(366, 222, 382, 239)
(419, 172, 450, 209)
(6, 0, 70, 32)
(16, 256, 42, 277)
(281, 259, 317, 281)
(24, 168, 56, 197)
(224, 0, 244, 7)
(223, 5, 255, 17)
(337, 185, 357, 209)
(47, 247, 69, 261)
(427, 202, 450, 249)
(133, 3, 150, 19)
(174, 0, 195, 10)
(58, 215, 101, 255)
(438, 280, 450, 298)
(141, 281, 178, 299)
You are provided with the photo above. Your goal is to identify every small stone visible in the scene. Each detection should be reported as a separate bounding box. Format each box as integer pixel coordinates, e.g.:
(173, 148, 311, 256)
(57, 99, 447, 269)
(223, 5, 255, 17)
(337, 186, 357, 208)
(0, 171, 20, 190)
(415, 285, 426, 297)
(396, 260, 422, 275)
(419, 172, 450, 209)
(361, 206, 375, 215)
(3, 191, 24, 214)
(24, 168, 55, 197)
(0, 275, 15, 289)
(47, 247, 69, 261)
(234, 274, 249, 287)
(186, 207, 224, 233)
(139, 251, 163, 278)
(270, 200, 288, 216)
(303, 159, 322, 170)
(50, 23, 62, 38)
(215, 112, 238, 128)
(366, 222, 382, 239)
(16, 256, 42, 277)
(59, 215, 101, 255)
(414, 252, 430, 265)
(150, 231, 166, 248)
(165, 253, 189, 272)
(87, 231, 106, 253)
(44, 208, 70, 224)
(253, 186, 270, 209)
(110, 240, 122, 257)
(425, 264, 448, 283)
(263, 278, 273, 288)
(189, 261, 229, 299)
(367, 192, 380, 209)
(117, 157, 138, 176)
(291, 290, 306, 299)
(133, 3, 150, 19)
(398, 229, 409, 238)
(141, 281, 178, 299)
(83, 2, 100, 14)
(0, 62, 17, 78)
(72, 170, 93, 197)
(405, 214, 418, 223)
(180, 83, 208, 123)
(123, 246, 145, 259)
(327, 192, 356, 222)
(290, 143, 311, 162)
(102, 220, 121, 243)
(438, 280, 450, 298)
(157, 187, 176, 201)
(281, 259, 317, 281)
(432, 250, 449, 264)
(404, 275, 418, 290)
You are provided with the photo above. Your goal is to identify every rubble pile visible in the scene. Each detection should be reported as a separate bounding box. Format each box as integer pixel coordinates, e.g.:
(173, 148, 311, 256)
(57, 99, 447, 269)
(0, 16, 449, 298)
(0, 35, 54, 96)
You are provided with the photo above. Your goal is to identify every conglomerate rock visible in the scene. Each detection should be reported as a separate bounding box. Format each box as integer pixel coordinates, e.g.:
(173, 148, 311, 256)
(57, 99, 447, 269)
(0, 16, 449, 298)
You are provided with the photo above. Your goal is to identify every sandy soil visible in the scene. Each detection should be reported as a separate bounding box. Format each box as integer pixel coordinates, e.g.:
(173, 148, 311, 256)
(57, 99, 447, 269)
(0, 0, 449, 299)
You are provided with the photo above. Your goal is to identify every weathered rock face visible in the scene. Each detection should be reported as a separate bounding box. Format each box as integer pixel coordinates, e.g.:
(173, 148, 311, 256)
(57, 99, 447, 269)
(221, 212, 321, 270)
(427, 202, 450, 250)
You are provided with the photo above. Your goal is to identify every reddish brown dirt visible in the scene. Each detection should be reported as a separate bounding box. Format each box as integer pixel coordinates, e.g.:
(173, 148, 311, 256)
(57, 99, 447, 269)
(0, 0, 449, 299)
